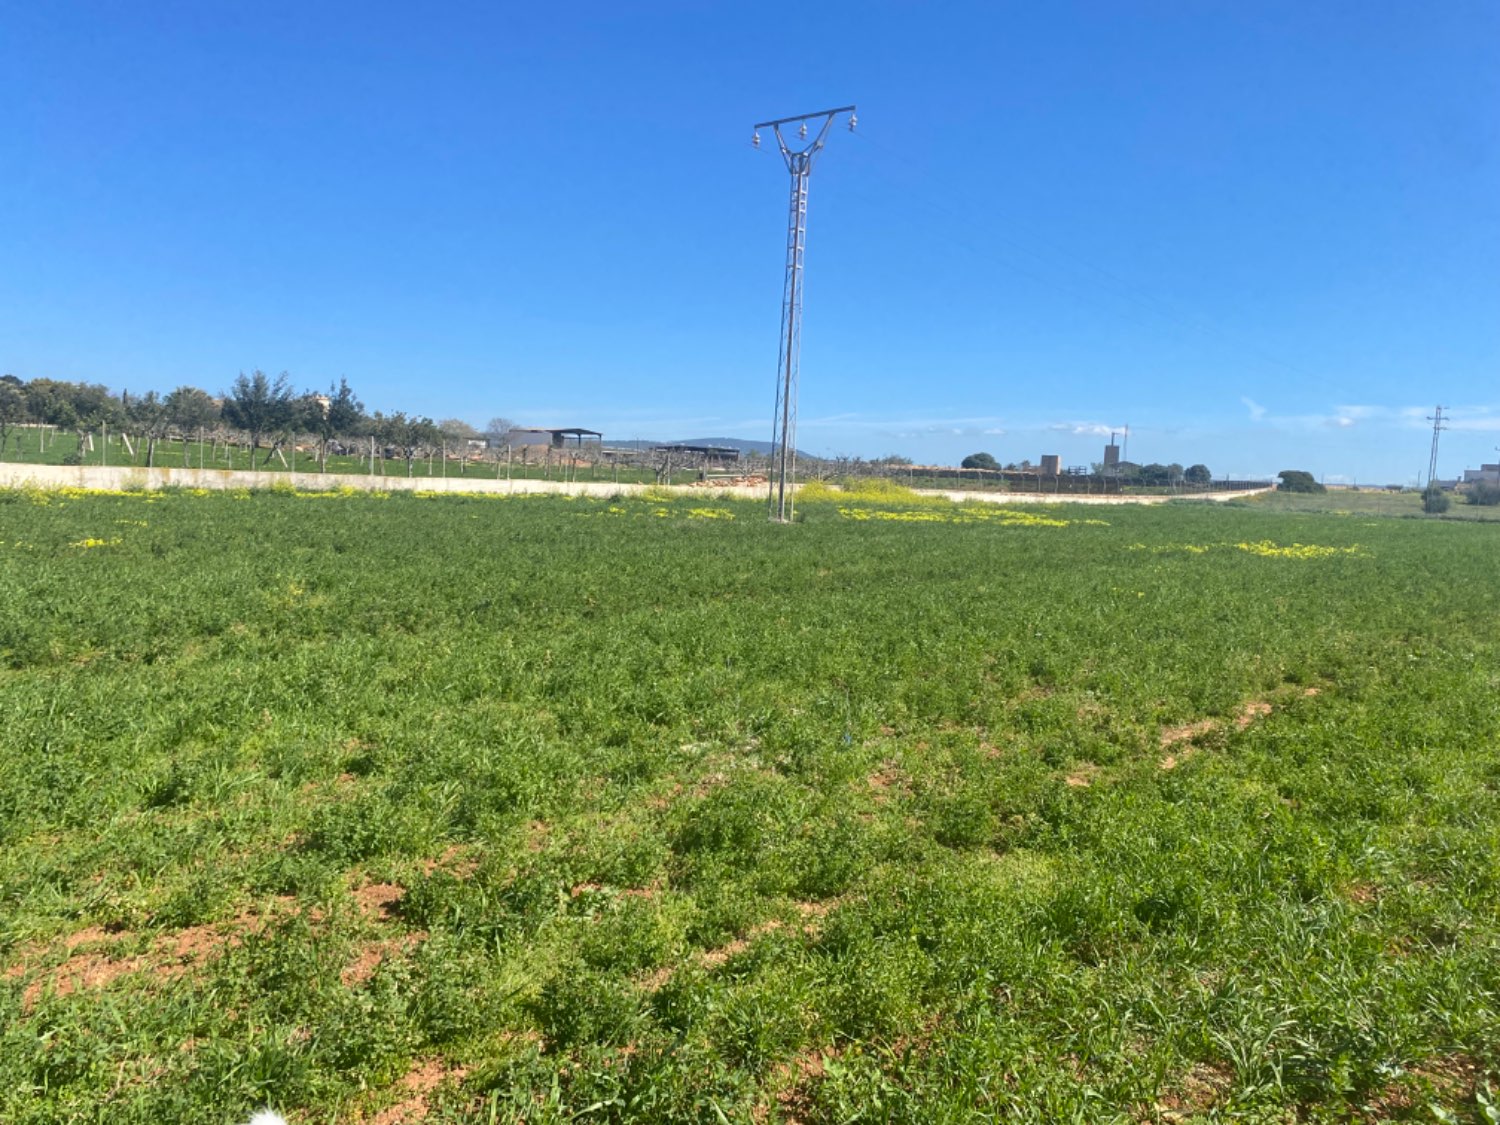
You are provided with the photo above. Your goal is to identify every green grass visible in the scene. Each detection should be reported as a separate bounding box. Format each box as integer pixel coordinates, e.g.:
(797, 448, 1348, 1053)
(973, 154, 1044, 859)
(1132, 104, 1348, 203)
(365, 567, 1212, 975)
(1243, 488, 1500, 522)
(0, 428, 700, 486)
(2, 487, 1498, 1123)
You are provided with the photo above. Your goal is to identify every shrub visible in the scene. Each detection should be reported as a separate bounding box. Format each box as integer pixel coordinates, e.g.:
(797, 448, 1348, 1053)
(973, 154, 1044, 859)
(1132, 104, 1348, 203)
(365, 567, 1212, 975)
(1277, 469, 1324, 493)
(1422, 483, 1450, 514)
(1465, 481, 1500, 507)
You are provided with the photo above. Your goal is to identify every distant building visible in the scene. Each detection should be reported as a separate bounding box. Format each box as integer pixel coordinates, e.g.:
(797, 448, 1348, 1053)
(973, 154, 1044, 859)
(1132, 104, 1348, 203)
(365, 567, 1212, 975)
(495, 427, 603, 450)
(1102, 443, 1121, 470)
(1462, 463, 1499, 485)
(1040, 454, 1061, 476)
(652, 443, 741, 464)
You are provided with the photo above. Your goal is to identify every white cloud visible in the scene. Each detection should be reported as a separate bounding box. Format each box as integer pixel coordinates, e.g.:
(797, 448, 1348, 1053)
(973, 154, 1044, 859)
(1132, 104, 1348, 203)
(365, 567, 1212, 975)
(1047, 421, 1119, 437)
(1241, 396, 1268, 421)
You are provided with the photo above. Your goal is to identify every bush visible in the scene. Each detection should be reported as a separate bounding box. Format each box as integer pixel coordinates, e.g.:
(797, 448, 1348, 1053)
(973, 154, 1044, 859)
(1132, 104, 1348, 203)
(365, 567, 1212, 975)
(1422, 483, 1450, 514)
(1466, 481, 1500, 507)
(960, 452, 999, 471)
(60, 451, 82, 466)
(1277, 469, 1324, 493)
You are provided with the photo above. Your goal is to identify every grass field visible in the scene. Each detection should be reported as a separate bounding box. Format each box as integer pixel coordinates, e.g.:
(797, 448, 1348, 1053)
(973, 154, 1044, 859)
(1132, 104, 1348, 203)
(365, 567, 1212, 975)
(0, 429, 694, 486)
(2, 486, 1498, 1123)
(1241, 489, 1500, 523)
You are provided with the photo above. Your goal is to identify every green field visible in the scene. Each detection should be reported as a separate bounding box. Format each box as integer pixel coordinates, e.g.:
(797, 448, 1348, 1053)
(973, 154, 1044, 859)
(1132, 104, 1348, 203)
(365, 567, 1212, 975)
(1243, 489, 1500, 523)
(2, 487, 1498, 1123)
(0, 428, 697, 486)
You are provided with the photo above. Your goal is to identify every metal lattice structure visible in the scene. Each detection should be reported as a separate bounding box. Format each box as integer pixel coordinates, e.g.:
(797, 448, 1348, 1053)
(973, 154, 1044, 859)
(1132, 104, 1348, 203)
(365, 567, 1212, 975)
(753, 105, 856, 522)
(1427, 405, 1447, 488)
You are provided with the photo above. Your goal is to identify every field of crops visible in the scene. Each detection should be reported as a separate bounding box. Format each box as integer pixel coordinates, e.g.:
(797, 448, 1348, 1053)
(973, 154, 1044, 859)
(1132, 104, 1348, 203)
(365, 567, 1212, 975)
(2, 485, 1498, 1123)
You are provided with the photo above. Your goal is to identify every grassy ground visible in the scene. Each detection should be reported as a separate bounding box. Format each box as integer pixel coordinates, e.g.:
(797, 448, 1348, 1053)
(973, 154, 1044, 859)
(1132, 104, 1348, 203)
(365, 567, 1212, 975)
(1, 486, 1498, 1123)
(0, 429, 693, 486)
(1241, 488, 1500, 522)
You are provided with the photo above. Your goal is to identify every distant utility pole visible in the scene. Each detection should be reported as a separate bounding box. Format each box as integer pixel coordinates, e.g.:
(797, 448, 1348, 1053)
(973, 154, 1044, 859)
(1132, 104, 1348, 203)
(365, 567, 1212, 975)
(752, 104, 857, 522)
(1426, 405, 1448, 489)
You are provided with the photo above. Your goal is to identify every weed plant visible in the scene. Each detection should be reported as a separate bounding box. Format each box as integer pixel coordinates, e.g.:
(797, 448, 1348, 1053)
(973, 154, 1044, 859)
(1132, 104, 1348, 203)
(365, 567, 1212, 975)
(1, 487, 1498, 1122)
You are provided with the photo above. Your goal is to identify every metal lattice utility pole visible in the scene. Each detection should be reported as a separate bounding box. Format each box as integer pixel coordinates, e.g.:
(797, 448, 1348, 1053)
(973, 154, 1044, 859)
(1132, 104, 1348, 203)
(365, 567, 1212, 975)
(752, 105, 856, 522)
(1426, 405, 1447, 488)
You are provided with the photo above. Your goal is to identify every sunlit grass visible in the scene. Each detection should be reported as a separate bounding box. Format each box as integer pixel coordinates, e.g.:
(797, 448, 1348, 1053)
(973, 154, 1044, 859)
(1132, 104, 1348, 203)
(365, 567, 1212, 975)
(1, 488, 1497, 1122)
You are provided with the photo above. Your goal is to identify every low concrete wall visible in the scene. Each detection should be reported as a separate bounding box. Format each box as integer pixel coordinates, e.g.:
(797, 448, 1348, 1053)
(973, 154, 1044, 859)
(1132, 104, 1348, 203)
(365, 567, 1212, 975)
(0, 462, 770, 499)
(0, 463, 1274, 506)
(923, 485, 1277, 506)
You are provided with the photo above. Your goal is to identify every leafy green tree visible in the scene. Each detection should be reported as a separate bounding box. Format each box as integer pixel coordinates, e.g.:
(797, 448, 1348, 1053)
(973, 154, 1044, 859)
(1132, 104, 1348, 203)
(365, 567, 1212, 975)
(1277, 470, 1325, 493)
(307, 378, 366, 469)
(1184, 464, 1212, 485)
(164, 386, 220, 434)
(379, 412, 440, 476)
(1465, 482, 1500, 507)
(0, 380, 27, 460)
(222, 370, 294, 458)
(961, 452, 999, 471)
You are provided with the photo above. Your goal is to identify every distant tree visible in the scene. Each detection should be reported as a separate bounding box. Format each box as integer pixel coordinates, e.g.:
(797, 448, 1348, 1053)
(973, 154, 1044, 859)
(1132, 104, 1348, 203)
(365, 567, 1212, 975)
(961, 452, 1000, 471)
(438, 419, 481, 469)
(127, 390, 170, 466)
(380, 412, 441, 476)
(1422, 482, 1450, 514)
(875, 452, 913, 467)
(222, 370, 295, 456)
(485, 416, 518, 445)
(439, 418, 480, 443)
(1184, 463, 1212, 485)
(164, 385, 220, 434)
(1140, 463, 1171, 486)
(1276, 469, 1325, 494)
(0, 380, 27, 460)
(325, 378, 365, 437)
(1466, 481, 1500, 507)
(307, 378, 365, 469)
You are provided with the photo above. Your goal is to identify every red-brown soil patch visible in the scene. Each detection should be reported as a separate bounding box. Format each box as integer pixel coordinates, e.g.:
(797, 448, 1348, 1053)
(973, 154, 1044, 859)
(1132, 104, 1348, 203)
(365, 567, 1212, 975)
(10, 897, 303, 1013)
(353, 883, 405, 922)
(366, 1057, 469, 1125)
(342, 933, 426, 988)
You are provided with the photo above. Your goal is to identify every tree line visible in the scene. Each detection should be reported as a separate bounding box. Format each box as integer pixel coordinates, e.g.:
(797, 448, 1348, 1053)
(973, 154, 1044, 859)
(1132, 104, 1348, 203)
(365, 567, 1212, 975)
(0, 371, 517, 473)
(960, 450, 1215, 485)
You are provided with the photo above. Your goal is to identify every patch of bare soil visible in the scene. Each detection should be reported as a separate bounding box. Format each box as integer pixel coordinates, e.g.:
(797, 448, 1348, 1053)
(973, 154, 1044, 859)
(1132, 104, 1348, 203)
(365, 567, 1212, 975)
(1065, 764, 1101, 788)
(10, 897, 305, 1013)
(342, 933, 427, 988)
(1158, 697, 1285, 769)
(418, 845, 478, 879)
(1156, 1060, 1235, 1121)
(353, 882, 405, 922)
(865, 761, 907, 802)
(366, 1057, 469, 1125)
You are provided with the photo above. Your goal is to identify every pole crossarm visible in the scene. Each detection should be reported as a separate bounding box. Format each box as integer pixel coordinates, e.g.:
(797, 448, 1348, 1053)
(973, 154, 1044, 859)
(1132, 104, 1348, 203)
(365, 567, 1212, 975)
(752, 106, 857, 130)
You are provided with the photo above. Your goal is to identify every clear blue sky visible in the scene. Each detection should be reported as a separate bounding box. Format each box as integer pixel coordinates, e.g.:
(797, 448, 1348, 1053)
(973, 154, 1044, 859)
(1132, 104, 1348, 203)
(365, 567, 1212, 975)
(3, 1, 1496, 482)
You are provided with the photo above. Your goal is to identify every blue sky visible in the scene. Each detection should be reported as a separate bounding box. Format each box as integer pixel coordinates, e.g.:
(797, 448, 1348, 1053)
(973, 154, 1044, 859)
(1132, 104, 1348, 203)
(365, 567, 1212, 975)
(2, 1, 1496, 483)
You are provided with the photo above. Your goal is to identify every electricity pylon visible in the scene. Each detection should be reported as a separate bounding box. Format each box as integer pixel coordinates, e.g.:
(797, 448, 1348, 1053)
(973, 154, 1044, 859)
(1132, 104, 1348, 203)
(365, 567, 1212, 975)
(1426, 405, 1447, 488)
(752, 105, 856, 522)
